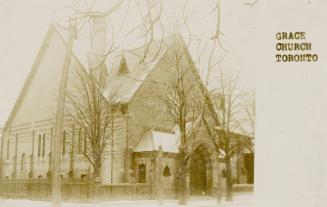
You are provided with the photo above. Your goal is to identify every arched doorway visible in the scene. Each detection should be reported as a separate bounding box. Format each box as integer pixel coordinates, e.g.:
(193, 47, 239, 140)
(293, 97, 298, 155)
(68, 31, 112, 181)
(189, 145, 213, 195)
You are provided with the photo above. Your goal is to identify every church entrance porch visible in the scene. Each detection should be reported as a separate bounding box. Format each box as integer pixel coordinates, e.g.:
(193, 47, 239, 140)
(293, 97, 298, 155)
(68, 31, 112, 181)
(189, 145, 213, 196)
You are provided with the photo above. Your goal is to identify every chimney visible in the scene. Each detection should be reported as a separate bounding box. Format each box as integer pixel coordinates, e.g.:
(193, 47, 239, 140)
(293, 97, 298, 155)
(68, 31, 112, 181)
(87, 14, 108, 87)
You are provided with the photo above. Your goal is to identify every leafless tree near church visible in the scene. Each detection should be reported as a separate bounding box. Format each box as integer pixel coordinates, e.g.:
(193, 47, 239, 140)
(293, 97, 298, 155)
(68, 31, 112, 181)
(206, 68, 254, 201)
(153, 34, 219, 205)
(65, 68, 120, 180)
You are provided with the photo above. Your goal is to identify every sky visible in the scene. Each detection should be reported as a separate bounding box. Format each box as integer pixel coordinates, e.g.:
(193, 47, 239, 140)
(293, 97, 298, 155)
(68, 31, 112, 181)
(0, 0, 259, 127)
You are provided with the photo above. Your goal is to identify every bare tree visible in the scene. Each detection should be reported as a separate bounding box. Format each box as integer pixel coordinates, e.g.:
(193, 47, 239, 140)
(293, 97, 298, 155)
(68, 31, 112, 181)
(66, 68, 119, 180)
(52, 0, 167, 186)
(141, 1, 227, 202)
(158, 35, 206, 205)
(208, 68, 254, 201)
(244, 92, 255, 137)
(51, 0, 133, 185)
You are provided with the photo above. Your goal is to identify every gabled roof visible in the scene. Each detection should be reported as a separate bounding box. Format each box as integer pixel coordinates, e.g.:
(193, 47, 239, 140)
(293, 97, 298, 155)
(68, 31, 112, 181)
(117, 55, 128, 75)
(102, 37, 176, 103)
(4, 21, 221, 134)
(3, 24, 85, 130)
(134, 115, 203, 153)
(54, 23, 183, 104)
(54, 25, 208, 107)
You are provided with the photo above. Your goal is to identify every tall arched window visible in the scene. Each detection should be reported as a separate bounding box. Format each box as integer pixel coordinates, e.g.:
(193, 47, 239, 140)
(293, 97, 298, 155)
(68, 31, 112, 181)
(38, 134, 41, 157)
(62, 130, 66, 156)
(21, 153, 26, 171)
(50, 128, 53, 153)
(6, 139, 9, 160)
(83, 130, 87, 154)
(138, 164, 146, 183)
(78, 128, 82, 154)
(42, 133, 46, 157)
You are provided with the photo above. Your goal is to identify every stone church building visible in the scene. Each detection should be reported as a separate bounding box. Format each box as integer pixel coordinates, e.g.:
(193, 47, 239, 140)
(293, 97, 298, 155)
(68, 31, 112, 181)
(0, 16, 253, 197)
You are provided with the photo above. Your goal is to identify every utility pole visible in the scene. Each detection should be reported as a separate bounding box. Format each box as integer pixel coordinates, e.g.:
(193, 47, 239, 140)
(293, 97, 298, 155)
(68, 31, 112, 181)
(0, 128, 3, 180)
(52, 18, 76, 207)
(111, 117, 114, 184)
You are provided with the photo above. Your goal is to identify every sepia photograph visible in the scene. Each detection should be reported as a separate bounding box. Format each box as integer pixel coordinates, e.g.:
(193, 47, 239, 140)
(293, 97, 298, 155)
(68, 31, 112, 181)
(0, 0, 257, 206)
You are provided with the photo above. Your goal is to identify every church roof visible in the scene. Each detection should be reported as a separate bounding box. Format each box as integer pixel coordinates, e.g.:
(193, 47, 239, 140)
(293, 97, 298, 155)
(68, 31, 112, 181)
(3, 25, 85, 130)
(4, 23, 221, 134)
(54, 23, 182, 103)
(102, 38, 173, 103)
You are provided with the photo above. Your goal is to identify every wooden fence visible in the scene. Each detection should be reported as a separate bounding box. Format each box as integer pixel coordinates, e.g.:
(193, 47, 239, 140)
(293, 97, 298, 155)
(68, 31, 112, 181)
(0, 179, 252, 201)
(0, 179, 174, 201)
(0, 179, 92, 201)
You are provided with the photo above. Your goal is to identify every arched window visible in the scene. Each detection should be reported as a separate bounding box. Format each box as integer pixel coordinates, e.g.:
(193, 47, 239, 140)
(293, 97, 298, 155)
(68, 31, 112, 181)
(138, 164, 146, 183)
(62, 130, 66, 155)
(6, 139, 10, 160)
(38, 134, 41, 157)
(83, 130, 87, 154)
(78, 128, 82, 154)
(21, 153, 26, 171)
(42, 133, 46, 157)
(221, 169, 226, 178)
(81, 174, 88, 182)
(50, 128, 53, 153)
(163, 165, 171, 177)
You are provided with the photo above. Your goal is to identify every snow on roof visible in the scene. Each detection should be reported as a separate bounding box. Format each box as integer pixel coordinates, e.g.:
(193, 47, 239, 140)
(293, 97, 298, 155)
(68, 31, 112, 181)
(102, 39, 170, 103)
(54, 23, 183, 103)
(103, 35, 187, 103)
(134, 117, 201, 154)
(134, 130, 179, 153)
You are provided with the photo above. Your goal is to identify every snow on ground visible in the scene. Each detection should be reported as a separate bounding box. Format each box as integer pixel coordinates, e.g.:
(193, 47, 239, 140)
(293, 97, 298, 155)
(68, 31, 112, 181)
(0, 194, 253, 207)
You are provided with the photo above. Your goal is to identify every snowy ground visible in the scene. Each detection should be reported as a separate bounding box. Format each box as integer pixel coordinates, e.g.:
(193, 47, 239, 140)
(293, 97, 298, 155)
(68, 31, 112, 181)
(0, 193, 253, 207)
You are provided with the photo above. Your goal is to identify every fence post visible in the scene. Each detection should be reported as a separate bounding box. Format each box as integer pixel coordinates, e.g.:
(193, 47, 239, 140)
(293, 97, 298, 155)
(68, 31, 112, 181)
(131, 176, 136, 198)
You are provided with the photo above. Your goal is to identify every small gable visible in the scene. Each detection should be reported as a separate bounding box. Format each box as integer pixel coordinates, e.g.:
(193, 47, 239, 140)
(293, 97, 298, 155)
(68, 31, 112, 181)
(118, 56, 128, 75)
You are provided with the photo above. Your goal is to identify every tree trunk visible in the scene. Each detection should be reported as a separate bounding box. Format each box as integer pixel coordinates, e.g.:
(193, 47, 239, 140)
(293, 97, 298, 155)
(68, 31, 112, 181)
(225, 157, 233, 201)
(93, 157, 102, 198)
(178, 150, 187, 205)
(94, 158, 102, 181)
(216, 160, 222, 204)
